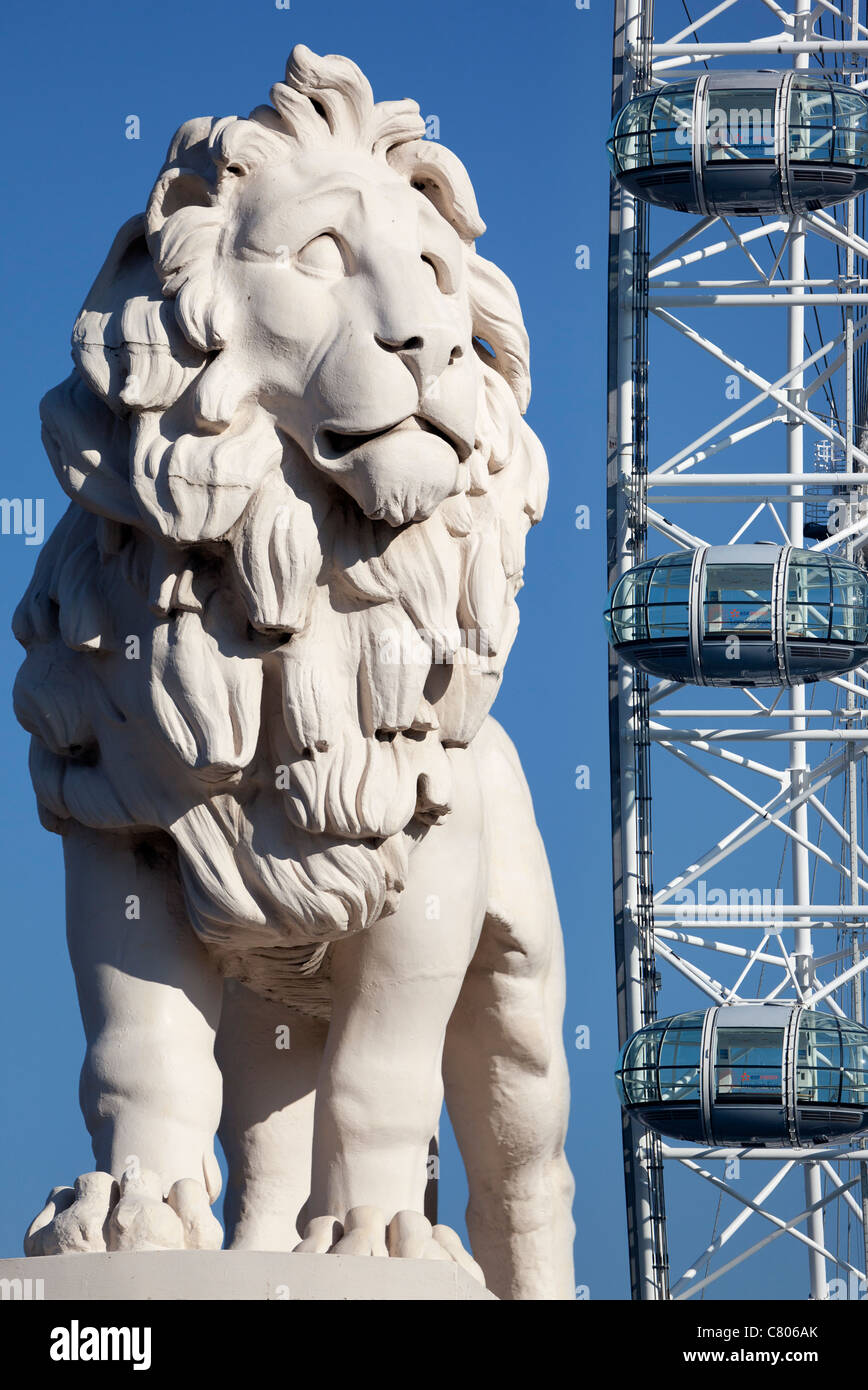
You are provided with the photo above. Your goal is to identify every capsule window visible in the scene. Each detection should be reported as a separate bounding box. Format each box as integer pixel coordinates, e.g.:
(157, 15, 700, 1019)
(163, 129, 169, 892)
(796, 1014, 842, 1103)
(786, 555, 832, 639)
(789, 83, 835, 162)
(617, 93, 654, 136)
(834, 122, 868, 168)
(830, 564, 868, 642)
(707, 88, 776, 163)
(617, 1023, 667, 1104)
(646, 556, 692, 638)
(704, 563, 774, 636)
(613, 132, 649, 172)
(611, 93, 655, 172)
(715, 1026, 784, 1099)
(657, 1020, 702, 1102)
(832, 89, 868, 167)
(649, 88, 694, 165)
(839, 1024, 868, 1105)
(606, 567, 650, 644)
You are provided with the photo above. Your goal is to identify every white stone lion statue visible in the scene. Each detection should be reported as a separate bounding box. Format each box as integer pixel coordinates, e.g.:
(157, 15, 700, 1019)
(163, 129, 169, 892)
(14, 45, 574, 1299)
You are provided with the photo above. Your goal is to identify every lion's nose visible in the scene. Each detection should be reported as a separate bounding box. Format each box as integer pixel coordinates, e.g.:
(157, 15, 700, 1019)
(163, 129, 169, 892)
(374, 328, 463, 396)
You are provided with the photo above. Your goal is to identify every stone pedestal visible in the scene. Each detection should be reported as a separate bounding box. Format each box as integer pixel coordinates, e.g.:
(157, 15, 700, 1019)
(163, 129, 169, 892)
(0, 1251, 496, 1301)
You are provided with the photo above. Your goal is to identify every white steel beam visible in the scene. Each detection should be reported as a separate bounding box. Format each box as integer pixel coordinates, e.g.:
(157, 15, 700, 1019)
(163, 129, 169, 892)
(671, 1159, 861, 1283)
(672, 1178, 861, 1299)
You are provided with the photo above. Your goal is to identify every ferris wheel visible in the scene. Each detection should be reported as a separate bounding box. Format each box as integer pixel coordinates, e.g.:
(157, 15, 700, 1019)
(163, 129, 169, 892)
(607, 0, 868, 1299)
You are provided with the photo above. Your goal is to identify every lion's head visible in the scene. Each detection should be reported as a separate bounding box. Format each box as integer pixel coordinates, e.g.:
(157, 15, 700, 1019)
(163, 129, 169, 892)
(13, 47, 548, 1007)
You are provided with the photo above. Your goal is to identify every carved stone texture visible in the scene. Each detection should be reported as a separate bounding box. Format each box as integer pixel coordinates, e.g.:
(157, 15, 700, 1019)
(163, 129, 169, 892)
(13, 45, 575, 1300)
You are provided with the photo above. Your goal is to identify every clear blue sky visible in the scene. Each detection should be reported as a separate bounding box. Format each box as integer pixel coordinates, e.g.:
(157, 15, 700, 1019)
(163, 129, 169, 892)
(0, 0, 819, 1300)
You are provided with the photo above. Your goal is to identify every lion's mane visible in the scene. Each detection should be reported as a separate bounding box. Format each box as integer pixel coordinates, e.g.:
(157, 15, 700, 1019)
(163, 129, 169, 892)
(13, 47, 548, 1010)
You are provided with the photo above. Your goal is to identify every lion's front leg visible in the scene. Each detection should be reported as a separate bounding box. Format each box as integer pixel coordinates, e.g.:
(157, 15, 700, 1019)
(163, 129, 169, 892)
(444, 717, 576, 1300)
(296, 746, 486, 1282)
(25, 824, 224, 1255)
(217, 983, 328, 1252)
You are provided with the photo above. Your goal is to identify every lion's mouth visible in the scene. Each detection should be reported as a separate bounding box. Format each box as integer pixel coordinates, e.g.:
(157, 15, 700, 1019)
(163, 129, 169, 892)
(317, 414, 469, 462)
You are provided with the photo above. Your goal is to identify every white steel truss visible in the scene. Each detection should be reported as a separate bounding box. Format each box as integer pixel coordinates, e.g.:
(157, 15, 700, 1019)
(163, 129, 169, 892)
(608, 0, 868, 1300)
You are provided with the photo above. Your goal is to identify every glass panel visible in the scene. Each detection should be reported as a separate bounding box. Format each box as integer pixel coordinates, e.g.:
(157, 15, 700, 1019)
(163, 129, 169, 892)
(703, 563, 774, 635)
(650, 88, 694, 164)
(790, 124, 834, 161)
(790, 83, 834, 162)
(830, 563, 868, 642)
(715, 1027, 784, 1098)
(613, 132, 650, 172)
(617, 93, 655, 137)
(618, 1025, 667, 1104)
(786, 554, 831, 639)
(646, 556, 692, 637)
(657, 1022, 702, 1101)
(707, 88, 776, 162)
(607, 566, 650, 643)
(834, 89, 866, 121)
(839, 1024, 868, 1105)
(796, 1013, 841, 1103)
(833, 89, 868, 164)
(606, 131, 620, 177)
(834, 124, 868, 168)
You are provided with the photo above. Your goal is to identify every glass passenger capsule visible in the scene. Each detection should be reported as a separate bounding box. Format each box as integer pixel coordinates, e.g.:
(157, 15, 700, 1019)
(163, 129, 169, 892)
(616, 1003, 868, 1147)
(604, 543, 868, 687)
(607, 71, 868, 215)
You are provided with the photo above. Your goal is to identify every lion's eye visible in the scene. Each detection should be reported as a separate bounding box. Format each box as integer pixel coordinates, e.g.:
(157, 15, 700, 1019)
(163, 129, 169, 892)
(421, 253, 453, 294)
(296, 234, 346, 276)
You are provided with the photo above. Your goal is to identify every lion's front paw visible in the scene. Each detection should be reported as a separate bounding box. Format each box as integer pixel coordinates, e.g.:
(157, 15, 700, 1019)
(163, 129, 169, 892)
(293, 1206, 485, 1285)
(108, 1169, 185, 1251)
(24, 1168, 222, 1255)
(165, 1177, 223, 1251)
(24, 1173, 117, 1255)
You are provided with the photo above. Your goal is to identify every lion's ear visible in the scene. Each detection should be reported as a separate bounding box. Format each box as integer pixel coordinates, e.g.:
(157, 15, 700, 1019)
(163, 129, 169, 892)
(387, 140, 486, 243)
(145, 163, 226, 354)
(145, 167, 215, 241)
(73, 214, 203, 414)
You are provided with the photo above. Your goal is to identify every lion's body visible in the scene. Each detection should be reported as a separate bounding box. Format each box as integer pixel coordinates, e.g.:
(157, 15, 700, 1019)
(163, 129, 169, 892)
(16, 45, 574, 1298)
